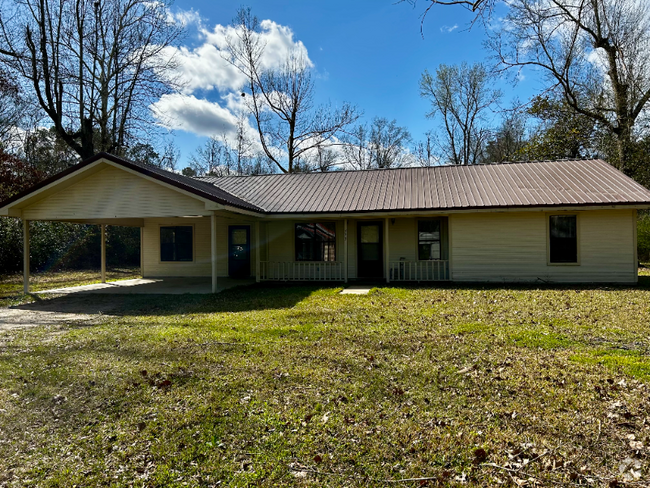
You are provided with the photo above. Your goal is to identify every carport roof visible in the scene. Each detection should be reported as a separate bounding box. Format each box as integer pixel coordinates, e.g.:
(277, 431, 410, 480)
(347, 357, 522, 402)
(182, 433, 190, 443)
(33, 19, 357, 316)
(0, 152, 264, 213)
(2, 154, 650, 216)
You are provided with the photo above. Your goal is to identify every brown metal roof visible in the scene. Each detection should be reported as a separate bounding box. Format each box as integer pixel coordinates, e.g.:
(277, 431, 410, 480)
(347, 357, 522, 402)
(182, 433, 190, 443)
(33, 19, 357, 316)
(3, 155, 649, 217)
(198, 159, 650, 214)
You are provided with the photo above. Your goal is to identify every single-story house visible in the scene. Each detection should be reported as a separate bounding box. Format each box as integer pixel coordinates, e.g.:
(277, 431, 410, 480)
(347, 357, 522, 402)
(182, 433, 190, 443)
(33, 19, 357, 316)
(2, 153, 650, 293)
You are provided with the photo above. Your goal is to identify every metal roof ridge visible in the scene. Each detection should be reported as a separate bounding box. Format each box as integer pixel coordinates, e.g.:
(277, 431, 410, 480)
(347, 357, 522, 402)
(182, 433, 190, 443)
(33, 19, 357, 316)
(189, 158, 609, 181)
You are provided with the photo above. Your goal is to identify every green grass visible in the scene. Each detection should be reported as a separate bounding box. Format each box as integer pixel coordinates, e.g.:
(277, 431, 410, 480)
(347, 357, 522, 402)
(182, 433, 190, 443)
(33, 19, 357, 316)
(0, 268, 140, 307)
(2, 277, 650, 486)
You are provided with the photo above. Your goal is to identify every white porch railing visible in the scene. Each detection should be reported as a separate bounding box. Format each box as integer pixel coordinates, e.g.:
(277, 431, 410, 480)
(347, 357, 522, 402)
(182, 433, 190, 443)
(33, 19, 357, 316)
(389, 260, 450, 281)
(260, 261, 344, 281)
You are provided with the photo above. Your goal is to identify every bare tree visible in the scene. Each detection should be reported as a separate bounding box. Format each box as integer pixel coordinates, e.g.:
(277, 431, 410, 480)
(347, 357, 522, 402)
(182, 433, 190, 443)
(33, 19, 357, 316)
(190, 117, 273, 177)
(412, 130, 438, 166)
(224, 8, 359, 174)
(342, 124, 373, 170)
(298, 141, 340, 172)
(485, 106, 529, 162)
(420, 63, 501, 165)
(488, 0, 650, 172)
(0, 68, 29, 146)
(0, 0, 182, 160)
(343, 117, 411, 169)
(398, 0, 497, 34)
(369, 118, 412, 168)
(228, 114, 256, 175)
(189, 136, 231, 177)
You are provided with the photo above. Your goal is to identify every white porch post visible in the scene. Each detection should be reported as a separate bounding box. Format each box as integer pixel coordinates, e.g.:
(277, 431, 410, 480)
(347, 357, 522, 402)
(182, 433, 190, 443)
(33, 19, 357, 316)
(385, 217, 390, 284)
(23, 219, 30, 294)
(211, 212, 218, 293)
(344, 219, 348, 283)
(255, 221, 261, 283)
(100, 224, 106, 283)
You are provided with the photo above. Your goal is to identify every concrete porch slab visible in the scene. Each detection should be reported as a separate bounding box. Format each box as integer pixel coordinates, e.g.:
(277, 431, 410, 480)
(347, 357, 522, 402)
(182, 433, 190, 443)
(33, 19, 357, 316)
(340, 285, 373, 295)
(36, 277, 255, 295)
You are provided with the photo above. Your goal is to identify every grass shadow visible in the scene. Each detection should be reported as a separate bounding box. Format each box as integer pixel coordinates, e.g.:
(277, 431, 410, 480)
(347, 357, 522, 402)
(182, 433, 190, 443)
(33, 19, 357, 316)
(8, 283, 331, 317)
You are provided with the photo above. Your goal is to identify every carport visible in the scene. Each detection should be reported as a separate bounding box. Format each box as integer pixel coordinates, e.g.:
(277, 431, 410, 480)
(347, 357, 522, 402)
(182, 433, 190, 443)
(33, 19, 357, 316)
(0, 153, 265, 295)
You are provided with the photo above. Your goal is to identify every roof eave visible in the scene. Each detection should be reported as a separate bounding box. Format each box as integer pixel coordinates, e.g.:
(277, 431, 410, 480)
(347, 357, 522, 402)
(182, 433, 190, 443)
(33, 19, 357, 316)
(261, 201, 650, 218)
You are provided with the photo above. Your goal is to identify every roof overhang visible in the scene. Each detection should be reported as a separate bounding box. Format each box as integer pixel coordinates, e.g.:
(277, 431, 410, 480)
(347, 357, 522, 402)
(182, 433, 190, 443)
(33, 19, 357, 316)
(262, 203, 650, 220)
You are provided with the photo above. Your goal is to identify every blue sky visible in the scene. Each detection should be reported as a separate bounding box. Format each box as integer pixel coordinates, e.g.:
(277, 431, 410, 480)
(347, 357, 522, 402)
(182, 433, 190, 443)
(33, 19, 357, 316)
(161, 0, 543, 168)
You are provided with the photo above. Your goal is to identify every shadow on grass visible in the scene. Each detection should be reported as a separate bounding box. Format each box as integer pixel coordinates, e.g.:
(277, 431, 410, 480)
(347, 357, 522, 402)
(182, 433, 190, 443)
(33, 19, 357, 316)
(8, 283, 326, 316)
(7, 276, 650, 318)
(374, 275, 650, 292)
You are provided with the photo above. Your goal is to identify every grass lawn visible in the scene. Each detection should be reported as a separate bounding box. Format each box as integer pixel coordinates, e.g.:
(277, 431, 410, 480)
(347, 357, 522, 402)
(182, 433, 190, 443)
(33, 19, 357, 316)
(0, 268, 140, 307)
(1, 274, 650, 486)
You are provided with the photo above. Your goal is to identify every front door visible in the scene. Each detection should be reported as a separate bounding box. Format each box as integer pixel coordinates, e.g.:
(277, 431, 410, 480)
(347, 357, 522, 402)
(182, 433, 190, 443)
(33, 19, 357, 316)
(357, 221, 383, 278)
(228, 226, 250, 278)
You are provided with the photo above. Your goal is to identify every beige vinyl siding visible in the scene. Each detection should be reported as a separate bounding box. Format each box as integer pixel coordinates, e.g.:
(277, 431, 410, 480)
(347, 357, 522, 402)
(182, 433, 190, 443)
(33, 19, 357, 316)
(23, 165, 207, 220)
(387, 218, 417, 262)
(142, 216, 259, 278)
(450, 209, 636, 283)
(264, 219, 346, 262)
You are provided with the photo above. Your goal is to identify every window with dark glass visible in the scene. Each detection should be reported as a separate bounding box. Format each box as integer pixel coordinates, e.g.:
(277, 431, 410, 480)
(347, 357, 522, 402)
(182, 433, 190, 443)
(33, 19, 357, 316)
(160, 226, 193, 262)
(418, 220, 441, 260)
(549, 215, 577, 263)
(295, 223, 336, 261)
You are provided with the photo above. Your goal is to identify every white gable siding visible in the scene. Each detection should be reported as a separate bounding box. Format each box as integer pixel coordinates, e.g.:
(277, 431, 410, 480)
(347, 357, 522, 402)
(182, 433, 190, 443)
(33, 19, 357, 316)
(22, 165, 207, 220)
(450, 209, 636, 283)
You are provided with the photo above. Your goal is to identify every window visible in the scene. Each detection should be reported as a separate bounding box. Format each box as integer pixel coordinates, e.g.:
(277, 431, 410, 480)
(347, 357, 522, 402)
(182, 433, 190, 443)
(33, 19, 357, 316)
(160, 226, 193, 262)
(549, 215, 577, 263)
(295, 223, 336, 261)
(418, 220, 441, 260)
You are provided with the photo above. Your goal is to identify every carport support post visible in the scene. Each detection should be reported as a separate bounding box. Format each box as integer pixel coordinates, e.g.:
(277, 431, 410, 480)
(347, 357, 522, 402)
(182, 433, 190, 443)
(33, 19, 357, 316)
(255, 221, 260, 283)
(101, 224, 106, 283)
(385, 217, 390, 284)
(211, 212, 218, 293)
(23, 219, 30, 294)
(344, 219, 348, 283)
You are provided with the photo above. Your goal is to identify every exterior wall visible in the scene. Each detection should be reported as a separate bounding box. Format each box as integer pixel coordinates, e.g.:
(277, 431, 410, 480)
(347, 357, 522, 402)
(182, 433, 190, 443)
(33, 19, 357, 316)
(264, 220, 346, 264)
(23, 165, 207, 220)
(450, 209, 637, 283)
(143, 210, 637, 283)
(142, 216, 259, 278)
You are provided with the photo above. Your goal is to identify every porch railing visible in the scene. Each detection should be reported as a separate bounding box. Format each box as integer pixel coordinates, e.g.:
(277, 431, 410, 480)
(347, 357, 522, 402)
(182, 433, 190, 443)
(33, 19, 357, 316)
(260, 261, 344, 281)
(389, 260, 450, 281)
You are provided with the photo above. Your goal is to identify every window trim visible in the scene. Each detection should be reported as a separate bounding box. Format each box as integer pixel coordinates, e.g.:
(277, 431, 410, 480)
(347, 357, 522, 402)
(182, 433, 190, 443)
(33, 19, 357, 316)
(546, 213, 580, 266)
(416, 218, 443, 261)
(294, 221, 337, 262)
(158, 224, 195, 264)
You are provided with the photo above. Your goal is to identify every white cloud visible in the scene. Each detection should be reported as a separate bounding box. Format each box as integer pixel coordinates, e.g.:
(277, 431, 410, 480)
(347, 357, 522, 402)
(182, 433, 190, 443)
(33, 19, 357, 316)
(152, 94, 241, 137)
(440, 24, 458, 33)
(160, 43, 247, 94)
(152, 17, 314, 152)
(160, 20, 313, 96)
(151, 94, 262, 151)
(167, 8, 203, 28)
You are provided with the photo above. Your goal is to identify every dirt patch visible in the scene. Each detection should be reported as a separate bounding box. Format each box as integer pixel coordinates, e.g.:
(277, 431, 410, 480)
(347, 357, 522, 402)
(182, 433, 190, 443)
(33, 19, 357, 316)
(0, 294, 122, 332)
